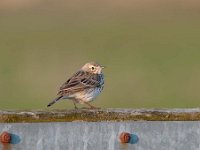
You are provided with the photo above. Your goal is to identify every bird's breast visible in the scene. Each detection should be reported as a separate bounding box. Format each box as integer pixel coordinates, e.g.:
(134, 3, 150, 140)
(73, 87, 103, 103)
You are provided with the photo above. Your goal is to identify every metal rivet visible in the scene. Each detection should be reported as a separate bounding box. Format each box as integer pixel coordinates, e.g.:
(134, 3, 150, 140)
(119, 132, 131, 143)
(0, 131, 11, 144)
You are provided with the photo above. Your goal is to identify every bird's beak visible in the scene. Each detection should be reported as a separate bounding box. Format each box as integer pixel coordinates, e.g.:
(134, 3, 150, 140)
(101, 66, 105, 69)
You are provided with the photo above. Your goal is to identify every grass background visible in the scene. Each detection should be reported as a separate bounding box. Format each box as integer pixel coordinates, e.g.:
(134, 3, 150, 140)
(1, 0, 200, 109)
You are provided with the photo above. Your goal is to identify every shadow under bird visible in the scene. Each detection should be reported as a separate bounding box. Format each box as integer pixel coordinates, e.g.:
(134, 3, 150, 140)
(47, 62, 105, 109)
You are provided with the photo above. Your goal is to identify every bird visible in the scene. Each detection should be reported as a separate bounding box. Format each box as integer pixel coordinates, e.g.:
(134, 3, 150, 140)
(47, 61, 104, 109)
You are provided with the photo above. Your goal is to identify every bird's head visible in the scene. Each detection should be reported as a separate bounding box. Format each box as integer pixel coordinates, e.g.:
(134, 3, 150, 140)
(81, 62, 104, 74)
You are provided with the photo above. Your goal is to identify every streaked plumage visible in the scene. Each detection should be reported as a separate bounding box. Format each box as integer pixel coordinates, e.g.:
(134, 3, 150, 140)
(47, 62, 104, 109)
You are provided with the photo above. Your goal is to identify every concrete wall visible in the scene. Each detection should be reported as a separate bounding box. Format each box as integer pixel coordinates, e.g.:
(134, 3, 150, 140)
(0, 109, 200, 150)
(1, 122, 200, 150)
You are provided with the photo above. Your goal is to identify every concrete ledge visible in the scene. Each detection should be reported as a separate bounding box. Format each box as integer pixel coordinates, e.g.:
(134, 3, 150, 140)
(1, 108, 200, 123)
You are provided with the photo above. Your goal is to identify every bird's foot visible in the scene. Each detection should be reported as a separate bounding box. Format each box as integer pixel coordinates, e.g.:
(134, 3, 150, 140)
(89, 106, 101, 109)
(84, 102, 100, 109)
(80, 106, 100, 109)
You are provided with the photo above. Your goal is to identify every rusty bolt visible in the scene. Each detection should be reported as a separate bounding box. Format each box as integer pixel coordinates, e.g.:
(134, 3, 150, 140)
(0, 131, 11, 144)
(119, 132, 131, 143)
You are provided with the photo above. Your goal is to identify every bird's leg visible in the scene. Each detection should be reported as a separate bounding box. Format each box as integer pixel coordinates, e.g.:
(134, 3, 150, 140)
(73, 101, 78, 109)
(84, 102, 100, 109)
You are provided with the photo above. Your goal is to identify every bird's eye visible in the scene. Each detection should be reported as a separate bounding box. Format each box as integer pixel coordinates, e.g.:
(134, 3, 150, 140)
(91, 66, 95, 70)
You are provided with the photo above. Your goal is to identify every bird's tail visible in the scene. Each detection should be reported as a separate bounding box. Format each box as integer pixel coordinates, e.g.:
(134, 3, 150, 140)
(47, 96, 63, 107)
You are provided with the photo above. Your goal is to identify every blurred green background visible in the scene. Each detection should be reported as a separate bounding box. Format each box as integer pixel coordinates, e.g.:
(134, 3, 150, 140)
(1, 0, 200, 109)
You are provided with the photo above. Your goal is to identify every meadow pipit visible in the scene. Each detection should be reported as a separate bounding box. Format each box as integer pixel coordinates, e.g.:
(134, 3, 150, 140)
(47, 62, 104, 109)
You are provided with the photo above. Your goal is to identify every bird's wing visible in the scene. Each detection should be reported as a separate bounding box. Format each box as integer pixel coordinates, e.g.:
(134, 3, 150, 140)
(57, 70, 101, 95)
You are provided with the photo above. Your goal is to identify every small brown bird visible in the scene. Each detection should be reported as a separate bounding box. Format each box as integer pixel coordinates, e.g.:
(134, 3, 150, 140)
(47, 62, 104, 109)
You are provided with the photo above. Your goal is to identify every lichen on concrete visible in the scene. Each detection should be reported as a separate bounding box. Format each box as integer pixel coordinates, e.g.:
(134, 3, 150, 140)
(0, 108, 200, 123)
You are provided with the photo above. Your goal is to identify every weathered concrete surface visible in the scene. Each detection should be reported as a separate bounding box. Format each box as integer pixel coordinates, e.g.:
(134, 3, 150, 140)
(1, 108, 200, 122)
(0, 121, 200, 150)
